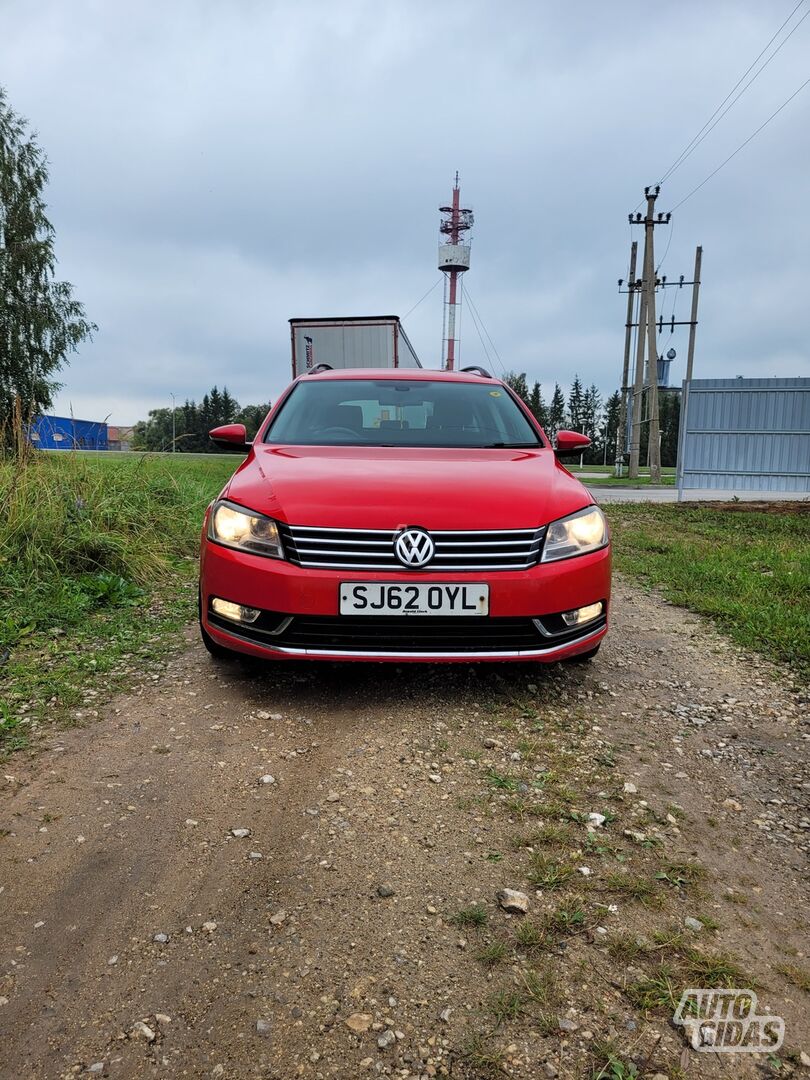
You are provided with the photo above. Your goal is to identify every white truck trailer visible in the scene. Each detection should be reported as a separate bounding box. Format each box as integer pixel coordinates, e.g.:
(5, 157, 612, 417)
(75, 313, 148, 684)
(289, 316, 422, 378)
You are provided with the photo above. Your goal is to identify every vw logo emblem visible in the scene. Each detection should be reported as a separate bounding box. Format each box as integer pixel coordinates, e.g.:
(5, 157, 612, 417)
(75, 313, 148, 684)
(395, 527, 435, 568)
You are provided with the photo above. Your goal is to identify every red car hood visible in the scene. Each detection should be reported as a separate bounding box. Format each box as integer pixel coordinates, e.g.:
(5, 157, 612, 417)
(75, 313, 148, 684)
(224, 446, 593, 531)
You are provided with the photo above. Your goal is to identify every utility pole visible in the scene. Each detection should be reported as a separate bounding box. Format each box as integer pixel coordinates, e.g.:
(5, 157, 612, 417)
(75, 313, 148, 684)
(627, 187, 670, 480)
(171, 392, 176, 453)
(628, 266, 648, 479)
(618, 234, 703, 479)
(685, 245, 703, 384)
(616, 240, 638, 476)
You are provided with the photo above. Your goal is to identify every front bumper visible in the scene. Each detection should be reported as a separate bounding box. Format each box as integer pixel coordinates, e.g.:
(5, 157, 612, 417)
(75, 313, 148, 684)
(199, 537, 611, 663)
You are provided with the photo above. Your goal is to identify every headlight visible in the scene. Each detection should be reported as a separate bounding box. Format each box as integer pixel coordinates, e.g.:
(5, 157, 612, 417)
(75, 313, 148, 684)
(541, 506, 608, 563)
(208, 500, 284, 559)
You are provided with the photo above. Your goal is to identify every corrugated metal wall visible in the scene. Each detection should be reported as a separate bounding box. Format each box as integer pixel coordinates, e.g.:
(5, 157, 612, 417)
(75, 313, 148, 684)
(28, 415, 109, 450)
(677, 377, 810, 496)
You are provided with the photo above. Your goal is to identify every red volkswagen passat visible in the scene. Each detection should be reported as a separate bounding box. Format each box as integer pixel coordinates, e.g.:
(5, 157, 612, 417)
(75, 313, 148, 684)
(199, 367, 610, 663)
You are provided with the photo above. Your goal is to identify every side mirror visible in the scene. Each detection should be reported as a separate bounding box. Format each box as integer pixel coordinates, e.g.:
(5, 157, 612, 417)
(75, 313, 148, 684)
(209, 423, 251, 452)
(555, 429, 591, 455)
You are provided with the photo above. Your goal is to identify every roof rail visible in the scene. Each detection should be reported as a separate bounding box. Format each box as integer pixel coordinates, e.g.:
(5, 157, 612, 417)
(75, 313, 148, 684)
(461, 365, 493, 379)
(306, 363, 334, 375)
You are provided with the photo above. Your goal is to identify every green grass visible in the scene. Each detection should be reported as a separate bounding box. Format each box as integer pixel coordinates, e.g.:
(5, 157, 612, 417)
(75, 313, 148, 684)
(606, 503, 810, 679)
(450, 903, 488, 928)
(569, 464, 676, 476)
(585, 474, 676, 488)
(0, 450, 234, 751)
(476, 940, 508, 966)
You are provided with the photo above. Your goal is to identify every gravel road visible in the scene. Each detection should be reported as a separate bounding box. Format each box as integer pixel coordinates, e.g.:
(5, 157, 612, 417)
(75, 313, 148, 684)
(1, 580, 808, 1079)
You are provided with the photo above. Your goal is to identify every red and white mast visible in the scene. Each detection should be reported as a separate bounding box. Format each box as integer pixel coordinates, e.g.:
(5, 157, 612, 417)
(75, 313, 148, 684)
(439, 173, 473, 370)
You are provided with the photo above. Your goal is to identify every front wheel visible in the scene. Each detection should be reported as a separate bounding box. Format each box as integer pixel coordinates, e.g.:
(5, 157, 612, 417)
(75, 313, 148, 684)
(564, 644, 601, 664)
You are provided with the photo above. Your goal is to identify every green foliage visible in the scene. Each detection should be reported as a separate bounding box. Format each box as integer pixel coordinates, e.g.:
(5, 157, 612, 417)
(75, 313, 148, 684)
(548, 384, 566, 438)
(0, 86, 96, 438)
(527, 381, 547, 428)
(501, 370, 529, 402)
(606, 503, 810, 679)
(450, 904, 488, 928)
(0, 450, 234, 748)
(567, 374, 585, 432)
(132, 386, 270, 453)
(478, 375, 677, 467)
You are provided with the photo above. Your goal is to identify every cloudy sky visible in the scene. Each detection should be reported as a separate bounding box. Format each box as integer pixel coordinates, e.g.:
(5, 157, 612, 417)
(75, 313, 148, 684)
(2, 0, 809, 424)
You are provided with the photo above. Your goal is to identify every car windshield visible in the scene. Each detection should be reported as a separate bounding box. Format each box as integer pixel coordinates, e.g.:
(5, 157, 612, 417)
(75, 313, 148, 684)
(264, 379, 544, 448)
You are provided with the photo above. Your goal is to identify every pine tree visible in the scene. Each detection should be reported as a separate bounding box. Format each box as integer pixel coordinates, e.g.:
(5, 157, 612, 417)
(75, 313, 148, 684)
(581, 384, 602, 463)
(0, 87, 96, 440)
(659, 390, 681, 467)
(220, 386, 238, 423)
(208, 386, 223, 426)
(602, 391, 622, 464)
(502, 370, 529, 402)
(181, 399, 201, 452)
(548, 384, 566, 438)
(567, 375, 585, 432)
(527, 381, 548, 428)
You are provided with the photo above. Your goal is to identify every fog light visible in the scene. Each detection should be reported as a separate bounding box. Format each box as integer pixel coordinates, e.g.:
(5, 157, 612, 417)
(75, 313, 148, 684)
(211, 597, 261, 624)
(561, 601, 603, 627)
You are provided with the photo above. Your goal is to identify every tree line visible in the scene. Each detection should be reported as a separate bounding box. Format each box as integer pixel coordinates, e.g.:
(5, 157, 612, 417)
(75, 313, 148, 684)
(133, 377, 680, 464)
(132, 387, 270, 453)
(502, 372, 680, 467)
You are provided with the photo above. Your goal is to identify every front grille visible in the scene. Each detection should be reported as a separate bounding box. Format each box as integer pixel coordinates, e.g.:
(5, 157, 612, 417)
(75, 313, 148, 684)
(277, 524, 545, 572)
(209, 608, 606, 654)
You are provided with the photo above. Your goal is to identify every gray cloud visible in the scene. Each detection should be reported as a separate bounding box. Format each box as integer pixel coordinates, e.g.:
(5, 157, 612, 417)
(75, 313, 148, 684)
(2, 0, 808, 423)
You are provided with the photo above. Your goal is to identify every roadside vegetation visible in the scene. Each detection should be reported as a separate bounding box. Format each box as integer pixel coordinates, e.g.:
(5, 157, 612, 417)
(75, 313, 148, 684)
(0, 449, 233, 751)
(606, 502, 810, 680)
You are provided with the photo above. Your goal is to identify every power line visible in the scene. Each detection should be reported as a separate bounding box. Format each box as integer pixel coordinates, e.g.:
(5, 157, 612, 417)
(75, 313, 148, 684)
(462, 285, 506, 374)
(670, 74, 810, 211)
(659, 3, 809, 185)
(461, 281, 495, 370)
(401, 276, 442, 321)
(629, 0, 807, 211)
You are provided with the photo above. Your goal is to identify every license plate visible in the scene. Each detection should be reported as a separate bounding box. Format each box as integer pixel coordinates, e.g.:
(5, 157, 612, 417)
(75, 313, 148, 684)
(339, 583, 489, 616)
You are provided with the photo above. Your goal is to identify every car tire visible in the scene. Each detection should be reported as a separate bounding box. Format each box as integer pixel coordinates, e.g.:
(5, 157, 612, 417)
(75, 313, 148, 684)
(564, 644, 601, 663)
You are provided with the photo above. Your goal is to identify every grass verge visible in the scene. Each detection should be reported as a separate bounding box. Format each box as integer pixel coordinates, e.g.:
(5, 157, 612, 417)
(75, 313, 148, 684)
(0, 450, 234, 752)
(605, 503, 810, 680)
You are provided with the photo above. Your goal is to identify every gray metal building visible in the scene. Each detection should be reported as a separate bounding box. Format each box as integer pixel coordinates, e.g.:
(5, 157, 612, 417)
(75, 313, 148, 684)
(289, 317, 422, 378)
(676, 377, 810, 500)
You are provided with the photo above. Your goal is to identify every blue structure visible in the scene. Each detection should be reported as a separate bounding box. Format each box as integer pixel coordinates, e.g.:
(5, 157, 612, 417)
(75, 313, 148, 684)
(676, 377, 810, 499)
(28, 415, 108, 451)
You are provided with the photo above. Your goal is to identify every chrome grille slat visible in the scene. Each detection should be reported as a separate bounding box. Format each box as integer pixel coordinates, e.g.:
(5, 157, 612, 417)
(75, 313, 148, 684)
(278, 523, 545, 572)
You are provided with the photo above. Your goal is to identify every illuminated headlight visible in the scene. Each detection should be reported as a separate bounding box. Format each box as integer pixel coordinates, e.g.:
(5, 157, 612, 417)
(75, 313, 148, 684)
(208, 500, 284, 559)
(211, 597, 262, 624)
(541, 506, 608, 562)
(561, 601, 604, 626)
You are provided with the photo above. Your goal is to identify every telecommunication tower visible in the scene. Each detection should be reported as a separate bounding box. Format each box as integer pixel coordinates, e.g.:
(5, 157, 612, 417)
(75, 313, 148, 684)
(438, 173, 473, 370)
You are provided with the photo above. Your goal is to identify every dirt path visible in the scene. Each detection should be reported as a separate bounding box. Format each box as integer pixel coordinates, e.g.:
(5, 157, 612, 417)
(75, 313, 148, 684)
(1, 579, 808, 1080)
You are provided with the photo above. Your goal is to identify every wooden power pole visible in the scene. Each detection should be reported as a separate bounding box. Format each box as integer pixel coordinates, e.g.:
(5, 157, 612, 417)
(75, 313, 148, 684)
(616, 240, 638, 476)
(685, 245, 703, 384)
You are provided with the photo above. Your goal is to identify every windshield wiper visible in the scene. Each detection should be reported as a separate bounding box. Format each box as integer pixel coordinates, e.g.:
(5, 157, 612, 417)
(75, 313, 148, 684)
(480, 442, 541, 449)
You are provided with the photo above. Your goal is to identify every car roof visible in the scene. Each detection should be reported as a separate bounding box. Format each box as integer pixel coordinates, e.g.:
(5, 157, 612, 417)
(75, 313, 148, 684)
(296, 367, 501, 384)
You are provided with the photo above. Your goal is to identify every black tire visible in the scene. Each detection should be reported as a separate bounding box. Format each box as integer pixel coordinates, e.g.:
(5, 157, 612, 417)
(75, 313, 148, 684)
(564, 644, 601, 663)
